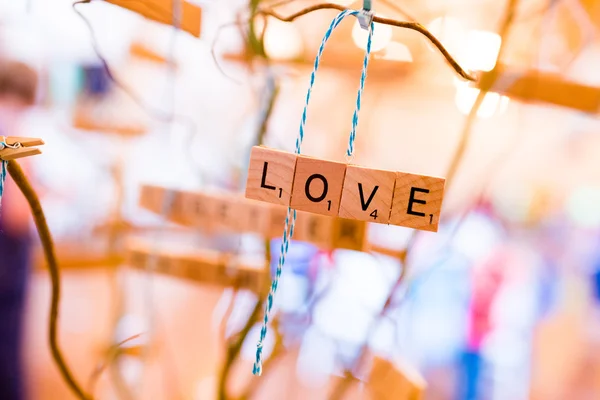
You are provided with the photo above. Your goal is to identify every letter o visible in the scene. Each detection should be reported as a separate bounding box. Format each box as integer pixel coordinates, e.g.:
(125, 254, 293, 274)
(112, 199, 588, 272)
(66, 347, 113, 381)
(305, 174, 328, 203)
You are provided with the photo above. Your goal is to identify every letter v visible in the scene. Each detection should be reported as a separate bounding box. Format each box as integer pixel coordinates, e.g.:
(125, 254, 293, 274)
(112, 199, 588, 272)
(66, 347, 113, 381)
(358, 183, 379, 211)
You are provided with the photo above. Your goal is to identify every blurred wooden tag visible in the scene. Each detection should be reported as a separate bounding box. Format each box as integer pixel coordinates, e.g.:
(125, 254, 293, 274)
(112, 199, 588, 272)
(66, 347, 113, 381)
(293, 211, 334, 249)
(210, 194, 245, 233)
(73, 95, 148, 136)
(138, 185, 378, 253)
(130, 41, 173, 66)
(170, 190, 191, 226)
(369, 357, 426, 400)
(331, 218, 367, 251)
(239, 200, 273, 235)
(139, 185, 189, 224)
(475, 64, 600, 114)
(183, 191, 216, 230)
(139, 184, 166, 212)
(105, 0, 202, 37)
(268, 205, 289, 238)
(126, 242, 266, 293)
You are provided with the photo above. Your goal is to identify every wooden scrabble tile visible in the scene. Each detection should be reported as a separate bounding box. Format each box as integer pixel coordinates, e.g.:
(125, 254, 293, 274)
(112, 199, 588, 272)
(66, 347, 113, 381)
(183, 191, 216, 230)
(268, 205, 290, 238)
(139, 184, 165, 213)
(210, 194, 245, 232)
(290, 155, 347, 216)
(126, 248, 146, 267)
(139, 185, 188, 224)
(389, 172, 445, 232)
(339, 165, 396, 224)
(238, 199, 272, 235)
(369, 357, 426, 400)
(235, 267, 263, 293)
(213, 261, 236, 288)
(185, 251, 226, 284)
(332, 218, 367, 251)
(130, 41, 172, 65)
(245, 146, 298, 206)
(105, 0, 202, 37)
(293, 211, 334, 249)
(169, 190, 190, 226)
(156, 254, 181, 277)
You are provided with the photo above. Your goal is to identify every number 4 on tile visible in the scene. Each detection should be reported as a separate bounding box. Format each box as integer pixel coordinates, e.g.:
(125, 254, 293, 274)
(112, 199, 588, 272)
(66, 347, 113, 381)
(339, 165, 396, 224)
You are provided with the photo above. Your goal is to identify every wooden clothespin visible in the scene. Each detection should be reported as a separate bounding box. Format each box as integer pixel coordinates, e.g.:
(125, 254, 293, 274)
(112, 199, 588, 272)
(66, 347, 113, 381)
(0, 136, 44, 161)
(104, 0, 202, 37)
(369, 357, 426, 400)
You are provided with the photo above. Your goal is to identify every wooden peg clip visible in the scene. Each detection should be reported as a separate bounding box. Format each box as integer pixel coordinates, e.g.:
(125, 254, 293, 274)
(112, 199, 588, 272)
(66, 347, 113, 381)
(0, 136, 44, 161)
(369, 357, 426, 400)
(474, 64, 600, 114)
(105, 0, 202, 37)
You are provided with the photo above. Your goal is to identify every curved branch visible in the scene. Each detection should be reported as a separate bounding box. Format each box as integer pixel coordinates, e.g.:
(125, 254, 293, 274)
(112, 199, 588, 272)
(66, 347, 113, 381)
(218, 239, 272, 400)
(256, 3, 476, 81)
(7, 160, 91, 400)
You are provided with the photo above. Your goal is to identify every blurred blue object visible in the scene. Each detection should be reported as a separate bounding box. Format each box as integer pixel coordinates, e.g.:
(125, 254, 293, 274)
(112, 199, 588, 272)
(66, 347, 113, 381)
(270, 239, 318, 277)
(49, 62, 83, 106)
(537, 258, 558, 317)
(83, 65, 111, 96)
(593, 263, 600, 304)
(458, 349, 484, 400)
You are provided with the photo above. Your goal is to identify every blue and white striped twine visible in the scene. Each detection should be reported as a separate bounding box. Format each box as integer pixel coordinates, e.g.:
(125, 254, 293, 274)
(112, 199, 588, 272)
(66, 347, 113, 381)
(253, 9, 374, 376)
(0, 141, 7, 211)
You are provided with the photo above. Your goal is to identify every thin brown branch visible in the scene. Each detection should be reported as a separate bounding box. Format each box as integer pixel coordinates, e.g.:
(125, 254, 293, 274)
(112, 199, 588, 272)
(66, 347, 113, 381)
(218, 294, 266, 400)
(255, 79, 279, 147)
(445, 0, 519, 184)
(87, 333, 144, 396)
(218, 239, 272, 400)
(7, 160, 92, 400)
(211, 19, 247, 85)
(236, 322, 284, 400)
(256, 3, 476, 81)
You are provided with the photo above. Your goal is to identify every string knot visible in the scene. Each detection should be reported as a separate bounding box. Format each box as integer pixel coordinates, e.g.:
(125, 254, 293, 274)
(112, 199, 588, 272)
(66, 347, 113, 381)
(358, 9, 374, 30)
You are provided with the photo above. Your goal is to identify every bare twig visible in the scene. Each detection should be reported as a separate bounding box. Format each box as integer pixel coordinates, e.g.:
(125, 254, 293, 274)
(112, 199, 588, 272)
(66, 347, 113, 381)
(217, 293, 264, 400)
(218, 239, 272, 400)
(213, 1, 475, 80)
(211, 19, 248, 85)
(255, 78, 280, 147)
(87, 333, 144, 396)
(445, 0, 518, 184)
(7, 160, 91, 400)
(236, 321, 284, 400)
(256, 2, 476, 81)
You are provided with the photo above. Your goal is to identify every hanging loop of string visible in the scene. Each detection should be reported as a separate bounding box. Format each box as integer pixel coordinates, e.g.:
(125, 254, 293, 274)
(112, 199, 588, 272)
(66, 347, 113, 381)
(253, 8, 374, 376)
(347, 14, 374, 161)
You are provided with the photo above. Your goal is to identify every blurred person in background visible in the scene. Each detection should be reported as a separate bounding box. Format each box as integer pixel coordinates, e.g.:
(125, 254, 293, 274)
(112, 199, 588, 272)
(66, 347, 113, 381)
(0, 59, 38, 400)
